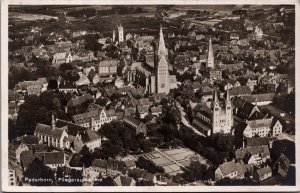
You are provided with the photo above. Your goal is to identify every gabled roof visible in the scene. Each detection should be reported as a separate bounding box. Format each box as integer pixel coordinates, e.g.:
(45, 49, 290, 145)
(246, 137, 269, 147)
(44, 151, 64, 165)
(273, 153, 290, 177)
(229, 86, 252, 96)
(114, 175, 136, 186)
(34, 123, 66, 139)
(256, 166, 272, 177)
(235, 145, 270, 161)
(20, 150, 34, 168)
(56, 119, 100, 143)
(218, 161, 240, 176)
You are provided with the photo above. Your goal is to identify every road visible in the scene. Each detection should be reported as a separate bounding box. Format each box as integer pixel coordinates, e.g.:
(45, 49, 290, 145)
(175, 102, 206, 137)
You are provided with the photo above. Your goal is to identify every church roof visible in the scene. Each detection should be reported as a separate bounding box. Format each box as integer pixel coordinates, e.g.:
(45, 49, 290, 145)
(34, 123, 66, 139)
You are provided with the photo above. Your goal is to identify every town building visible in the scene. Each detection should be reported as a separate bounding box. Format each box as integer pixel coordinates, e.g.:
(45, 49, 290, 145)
(126, 27, 175, 94)
(73, 103, 117, 131)
(215, 161, 248, 181)
(9, 169, 17, 186)
(15, 143, 29, 163)
(52, 52, 72, 64)
(117, 24, 124, 42)
(192, 90, 233, 135)
(253, 166, 272, 182)
(123, 116, 148, 136)
(235, 145, 270, 167)
(34, 114, 101, 151)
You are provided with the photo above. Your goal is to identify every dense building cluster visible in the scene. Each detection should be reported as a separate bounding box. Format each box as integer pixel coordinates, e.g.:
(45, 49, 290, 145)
(8, 5, 295, 187)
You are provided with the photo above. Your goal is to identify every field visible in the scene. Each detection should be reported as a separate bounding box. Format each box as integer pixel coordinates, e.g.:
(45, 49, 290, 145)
(9, 12, 58, 21)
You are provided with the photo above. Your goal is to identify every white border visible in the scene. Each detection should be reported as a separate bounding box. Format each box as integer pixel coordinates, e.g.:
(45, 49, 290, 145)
(2, 0, 300, 192)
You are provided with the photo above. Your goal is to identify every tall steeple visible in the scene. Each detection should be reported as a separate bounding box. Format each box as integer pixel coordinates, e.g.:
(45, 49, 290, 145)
(158, 26, 167, 59)
(112, 29, 116, 42)
(212, 89, 220, 110)
(156, 25, 169, 94)
(207, 38, 214, 68)
(51, 113, 56, 130)
(226, 84, 231, 103)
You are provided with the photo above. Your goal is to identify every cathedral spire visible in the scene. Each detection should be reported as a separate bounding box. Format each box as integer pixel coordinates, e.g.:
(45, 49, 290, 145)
(158, 26, 167, 57)
(226, 84, 231, 102)
(207, 37, 214, 68)
(213, 89, 219, 104)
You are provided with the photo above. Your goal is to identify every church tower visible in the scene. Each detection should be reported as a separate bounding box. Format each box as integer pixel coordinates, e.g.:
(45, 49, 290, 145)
(117, 24, 124, 42)
(206, 38, 214, 68)
(112, 29, 116, 42)
(212, 90, 220, 133)
(156, 27, 169, 94)
(225, 87, 233, 132)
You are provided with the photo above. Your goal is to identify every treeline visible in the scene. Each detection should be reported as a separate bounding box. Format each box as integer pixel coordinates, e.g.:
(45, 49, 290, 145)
(66, 7, 146, 18)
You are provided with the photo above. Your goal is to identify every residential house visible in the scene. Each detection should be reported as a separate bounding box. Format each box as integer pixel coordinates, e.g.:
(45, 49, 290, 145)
(58, 81, 77, 94)
(90, 158, 124, 177)
(52, 52, 72, 64)
(230, 33, 239, 40)
(150, 105, 162, 117)
(55, 119, 101, 152)
(253, 166, 272, 182)
(15, 143, 29, 163)
(123, 116, 147, 136)
(98, 59, 118, 77)
(235, 145, 270, 167)
(215, 161, 247, 181)
(136, 105, 149, 119)
(43, 151, 65, 169)
(245, 78, 258, 92)
(114, 175, 136, 186)
(237, 39, 249, 47)
(229, 86, 252, 98)
(20, 150, 34, 171)
(73, 104, 116, 131)
(9, 169, 16, 186)
(273, 153, 290, 178)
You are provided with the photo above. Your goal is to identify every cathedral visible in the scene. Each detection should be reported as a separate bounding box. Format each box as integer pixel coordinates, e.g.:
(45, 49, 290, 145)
(126, 27, 177, 94)
(192, 89, 233, 136)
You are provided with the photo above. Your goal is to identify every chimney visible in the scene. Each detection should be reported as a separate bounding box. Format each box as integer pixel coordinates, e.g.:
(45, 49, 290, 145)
(65, 106, 68, 113)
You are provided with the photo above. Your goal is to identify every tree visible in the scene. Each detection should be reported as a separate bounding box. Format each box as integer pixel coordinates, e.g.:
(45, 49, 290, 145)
(136, 157, 164, 174)
(182, 161, 208, 182)
(80, 145, 92, 167)
(94, 176, 114, 186)
(23, 158, 55, 186)
(100, 141, 123, 159)
(47, 79, 58, 90)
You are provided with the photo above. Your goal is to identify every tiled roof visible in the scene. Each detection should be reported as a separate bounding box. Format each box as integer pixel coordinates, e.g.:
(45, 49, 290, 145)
(229, 86, 252, 96)
(44, 151, 65, 165)
(235, 145, 270, 160)
(124, 116, 141, 129)
(246, 137, 269, 147)
(56, 119, 100, 143)
(218, 161, 239, 176)
(256, 166, 272, 177)
(20, 150, 34, 168)
(114, 175, 135, 186)
(34, 123, 66, 139)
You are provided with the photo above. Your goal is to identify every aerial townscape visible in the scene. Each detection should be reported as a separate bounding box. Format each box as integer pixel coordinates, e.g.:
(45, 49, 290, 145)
(8, 5, 295, 186)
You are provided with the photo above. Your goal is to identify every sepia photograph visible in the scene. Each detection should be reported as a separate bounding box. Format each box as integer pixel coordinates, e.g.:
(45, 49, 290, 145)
(1, 0, 299, 192)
